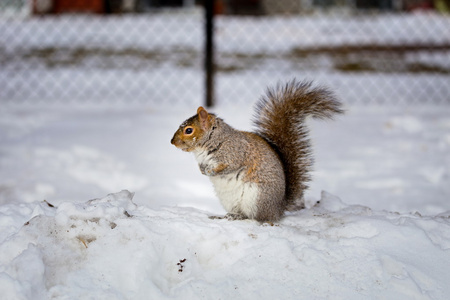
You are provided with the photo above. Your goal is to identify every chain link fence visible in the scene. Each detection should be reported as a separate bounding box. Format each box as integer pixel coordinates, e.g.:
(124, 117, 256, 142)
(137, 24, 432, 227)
(1, 0, 449, 105)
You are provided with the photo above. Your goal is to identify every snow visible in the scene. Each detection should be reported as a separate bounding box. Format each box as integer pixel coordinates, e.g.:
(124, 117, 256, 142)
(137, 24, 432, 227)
(1, 190, 449, 299)
(1, 10, 450, 300)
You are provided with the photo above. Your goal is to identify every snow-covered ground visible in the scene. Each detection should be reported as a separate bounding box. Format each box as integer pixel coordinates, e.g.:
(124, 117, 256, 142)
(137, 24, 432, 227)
(1, 189, 449, 299)
(1, 10, 450, 300)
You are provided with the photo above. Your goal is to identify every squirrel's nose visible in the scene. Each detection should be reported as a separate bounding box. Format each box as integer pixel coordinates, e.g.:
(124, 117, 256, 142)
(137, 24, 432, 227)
(171, 135, 180, 146)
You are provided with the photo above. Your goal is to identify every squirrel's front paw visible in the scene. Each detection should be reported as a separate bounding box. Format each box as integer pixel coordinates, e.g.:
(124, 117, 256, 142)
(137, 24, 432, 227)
(199, 164, 218, 176)
(199, 164, 207, 175)
(199, 164, 217, 176)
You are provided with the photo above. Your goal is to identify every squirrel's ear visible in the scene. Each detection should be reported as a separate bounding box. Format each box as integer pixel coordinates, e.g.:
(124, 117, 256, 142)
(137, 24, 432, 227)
(197, 106, 212, 130)
(197, 106, 208, 122)
(197, 106, 207, 117)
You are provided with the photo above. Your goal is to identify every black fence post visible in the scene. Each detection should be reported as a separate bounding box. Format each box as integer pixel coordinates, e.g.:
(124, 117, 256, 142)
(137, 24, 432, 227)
(205, 0, 215, 107)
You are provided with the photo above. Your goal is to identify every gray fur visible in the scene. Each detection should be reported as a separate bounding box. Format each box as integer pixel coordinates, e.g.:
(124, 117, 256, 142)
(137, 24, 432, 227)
(171, 79, 343, 222)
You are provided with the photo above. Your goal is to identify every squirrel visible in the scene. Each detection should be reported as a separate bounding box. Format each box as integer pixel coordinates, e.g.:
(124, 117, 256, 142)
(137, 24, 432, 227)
(171, 79, 343, 222)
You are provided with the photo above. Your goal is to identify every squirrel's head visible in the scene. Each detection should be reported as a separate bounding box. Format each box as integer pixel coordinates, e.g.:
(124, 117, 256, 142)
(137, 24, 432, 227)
(171, 106, 215, 152)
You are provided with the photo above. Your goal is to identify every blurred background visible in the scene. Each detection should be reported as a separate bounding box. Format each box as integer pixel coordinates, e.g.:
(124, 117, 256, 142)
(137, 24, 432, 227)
(0, 0, 449, 215)
(0, 0, 449, 105)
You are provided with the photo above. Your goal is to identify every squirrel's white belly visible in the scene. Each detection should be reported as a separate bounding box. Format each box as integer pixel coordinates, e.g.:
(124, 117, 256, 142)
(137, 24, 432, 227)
(209, 173, 259, 218)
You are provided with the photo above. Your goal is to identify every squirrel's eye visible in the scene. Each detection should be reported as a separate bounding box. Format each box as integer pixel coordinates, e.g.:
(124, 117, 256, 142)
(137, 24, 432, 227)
(184, 127, 194, 135)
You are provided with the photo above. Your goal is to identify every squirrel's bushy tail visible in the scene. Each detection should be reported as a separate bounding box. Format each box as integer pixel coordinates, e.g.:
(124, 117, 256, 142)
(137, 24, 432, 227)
(253, 79, 344, 208)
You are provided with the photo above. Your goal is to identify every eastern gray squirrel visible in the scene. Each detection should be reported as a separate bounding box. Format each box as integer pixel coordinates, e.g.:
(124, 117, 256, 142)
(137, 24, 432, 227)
(171, 79, 343, 222)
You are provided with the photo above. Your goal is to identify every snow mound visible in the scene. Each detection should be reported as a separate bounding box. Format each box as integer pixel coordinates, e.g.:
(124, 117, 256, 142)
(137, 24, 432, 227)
(1, 190, 449, 299)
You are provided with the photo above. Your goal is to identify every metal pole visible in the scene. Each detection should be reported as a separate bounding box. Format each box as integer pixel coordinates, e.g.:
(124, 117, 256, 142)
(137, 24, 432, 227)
(205, 0, 214, 107)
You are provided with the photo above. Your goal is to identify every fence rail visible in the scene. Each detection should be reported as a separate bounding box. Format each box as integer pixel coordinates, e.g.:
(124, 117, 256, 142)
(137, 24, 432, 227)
(1, 1, 449, 105)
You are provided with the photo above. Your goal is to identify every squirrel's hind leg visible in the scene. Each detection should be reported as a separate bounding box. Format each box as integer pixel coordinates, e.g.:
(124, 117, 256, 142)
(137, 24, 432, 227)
(208, 213, 248, 221)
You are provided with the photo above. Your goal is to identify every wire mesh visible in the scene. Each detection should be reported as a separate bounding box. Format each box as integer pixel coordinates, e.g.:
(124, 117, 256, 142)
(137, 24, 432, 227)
(0, 0, 449, 105)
